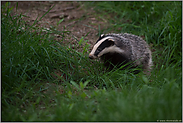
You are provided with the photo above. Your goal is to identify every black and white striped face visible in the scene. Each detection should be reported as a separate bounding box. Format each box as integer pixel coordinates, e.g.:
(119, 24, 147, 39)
(89, 34, 124, 59)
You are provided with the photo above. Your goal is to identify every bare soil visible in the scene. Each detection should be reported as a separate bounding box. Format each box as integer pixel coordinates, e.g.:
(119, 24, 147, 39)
(5, 1, 108, 51)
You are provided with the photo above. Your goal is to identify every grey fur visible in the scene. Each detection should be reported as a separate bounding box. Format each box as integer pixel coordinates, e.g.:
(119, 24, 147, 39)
(89, 33, 153, 73)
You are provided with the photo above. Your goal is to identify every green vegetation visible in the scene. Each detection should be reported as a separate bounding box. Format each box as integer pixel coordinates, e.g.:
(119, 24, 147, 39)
(2, 1, 182, 122)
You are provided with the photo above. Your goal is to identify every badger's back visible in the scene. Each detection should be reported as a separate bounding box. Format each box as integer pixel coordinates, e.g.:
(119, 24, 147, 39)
(89, 33, 153, 73)
(122, 33, 153, 71)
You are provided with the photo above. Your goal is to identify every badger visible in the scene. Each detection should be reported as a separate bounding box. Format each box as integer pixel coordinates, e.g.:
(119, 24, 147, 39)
(89, 33, 153, 74)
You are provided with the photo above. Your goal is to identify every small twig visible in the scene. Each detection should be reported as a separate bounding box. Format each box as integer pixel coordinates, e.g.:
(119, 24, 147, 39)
(94, 85, 98, 90)
(50, 13, 68, 19)
(38, 6, 75, 13)
(66, 21, 77, 27)
(62, 6, 75, 11)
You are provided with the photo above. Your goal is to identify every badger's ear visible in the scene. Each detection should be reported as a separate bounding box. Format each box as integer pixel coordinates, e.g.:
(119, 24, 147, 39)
(97, 34, 105, 42)
(108, 39, 114, 42)
(100, 34, 105, 37)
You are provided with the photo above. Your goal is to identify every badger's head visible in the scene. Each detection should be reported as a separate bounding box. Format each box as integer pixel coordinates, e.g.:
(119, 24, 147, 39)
(89, 34, 124, 59)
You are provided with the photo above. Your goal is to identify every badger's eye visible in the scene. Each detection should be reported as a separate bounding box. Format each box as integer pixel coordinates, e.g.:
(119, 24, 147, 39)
(97, 48, 102, 52)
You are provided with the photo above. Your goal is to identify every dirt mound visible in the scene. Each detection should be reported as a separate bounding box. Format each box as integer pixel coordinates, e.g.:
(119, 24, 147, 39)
(5, 1, 108, 51)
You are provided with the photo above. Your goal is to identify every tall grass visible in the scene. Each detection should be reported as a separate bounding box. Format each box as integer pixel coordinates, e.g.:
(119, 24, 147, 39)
(2, 2, 182, 121)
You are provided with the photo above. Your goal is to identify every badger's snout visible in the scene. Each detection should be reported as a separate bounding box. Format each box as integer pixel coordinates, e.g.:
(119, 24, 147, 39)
(89, 54, 97, 59)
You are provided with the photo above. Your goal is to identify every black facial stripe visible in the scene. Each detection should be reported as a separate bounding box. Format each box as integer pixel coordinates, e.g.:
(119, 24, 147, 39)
(94, 39, 114, 56)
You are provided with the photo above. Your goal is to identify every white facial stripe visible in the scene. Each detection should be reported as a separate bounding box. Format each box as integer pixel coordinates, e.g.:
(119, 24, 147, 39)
(89, 36, 114, 55)
(98, 46, 124, 57)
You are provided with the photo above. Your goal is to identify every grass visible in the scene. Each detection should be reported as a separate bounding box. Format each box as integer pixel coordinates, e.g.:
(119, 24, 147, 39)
(2, 1, 182, 122)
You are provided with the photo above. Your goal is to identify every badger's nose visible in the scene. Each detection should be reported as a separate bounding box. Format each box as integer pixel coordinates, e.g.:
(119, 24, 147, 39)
(89, 54, 94, 59)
